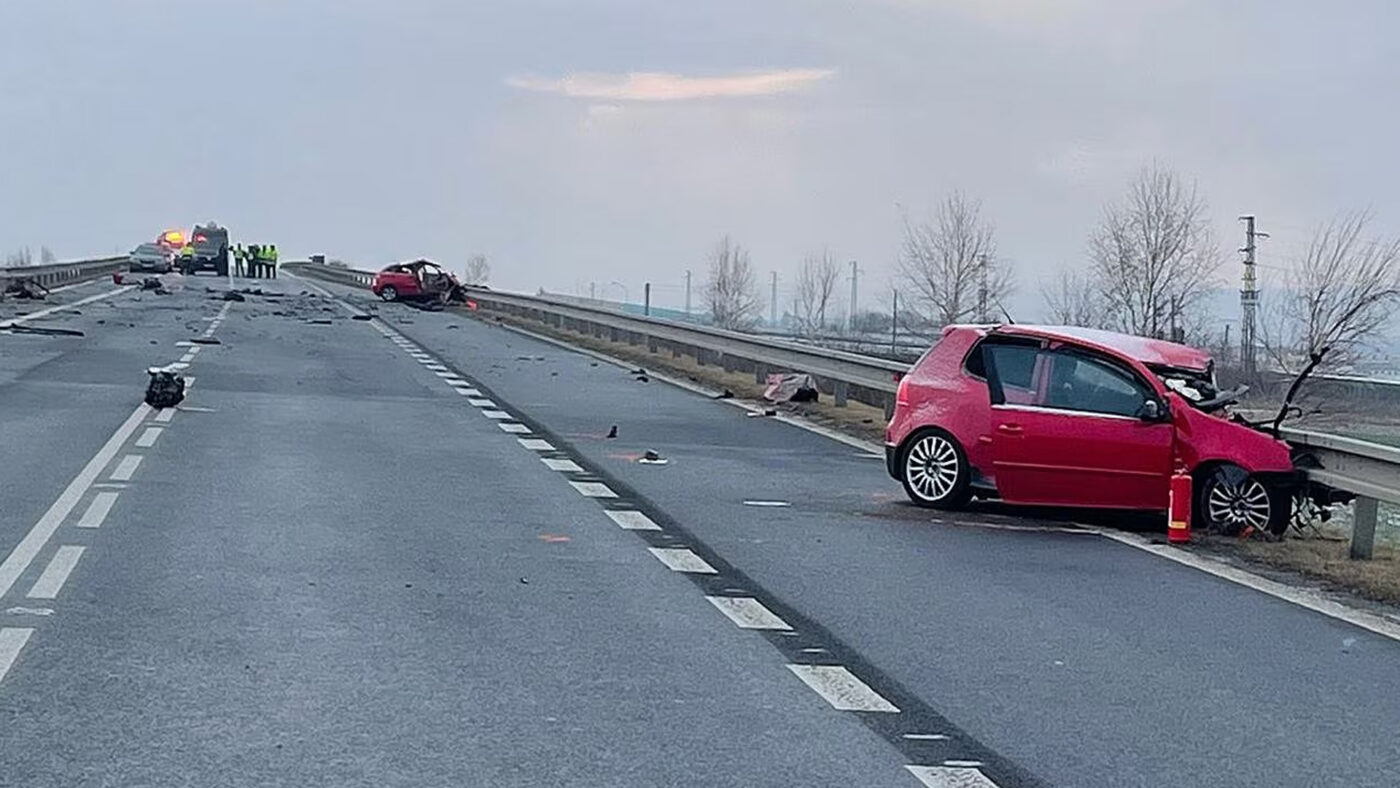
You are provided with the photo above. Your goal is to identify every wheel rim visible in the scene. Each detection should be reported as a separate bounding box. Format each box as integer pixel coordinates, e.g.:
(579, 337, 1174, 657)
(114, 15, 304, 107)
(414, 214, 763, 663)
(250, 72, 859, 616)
(905, 434, 959, 501)
(1205, 474, 1271, 531)
(382, 287, 396, 301)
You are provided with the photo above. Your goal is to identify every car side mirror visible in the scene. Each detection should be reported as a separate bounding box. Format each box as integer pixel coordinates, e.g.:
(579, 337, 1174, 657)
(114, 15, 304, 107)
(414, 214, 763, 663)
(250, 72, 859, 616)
(1138, 399, 1164, 422)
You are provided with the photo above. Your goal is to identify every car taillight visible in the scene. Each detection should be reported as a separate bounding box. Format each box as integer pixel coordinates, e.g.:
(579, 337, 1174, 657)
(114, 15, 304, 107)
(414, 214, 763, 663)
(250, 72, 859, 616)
(895, 374, 911, 406)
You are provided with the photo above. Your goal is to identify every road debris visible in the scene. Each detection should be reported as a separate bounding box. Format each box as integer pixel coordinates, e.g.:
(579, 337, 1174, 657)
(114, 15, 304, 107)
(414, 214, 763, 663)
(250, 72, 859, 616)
(605, 425, 618, 439)
(222, 290, 246, 302)
(2, 277, 48, 300)
(713, 389, 735, 400)
(747, 408, 778, 418)
(190, 337, 222, 345)
(308, 319, 333, 325)
(1, 324, 85, 337)
(144, 368, 186, 408)
(639, 450, 669, 465)
(764, 373, 819, 403)
(351, 314, 372, 321)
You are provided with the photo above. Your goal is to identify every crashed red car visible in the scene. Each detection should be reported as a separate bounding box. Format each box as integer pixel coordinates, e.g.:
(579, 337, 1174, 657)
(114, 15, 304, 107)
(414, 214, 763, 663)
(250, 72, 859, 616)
(885, 324, 1305, 534)
(371, 260, 465, 303)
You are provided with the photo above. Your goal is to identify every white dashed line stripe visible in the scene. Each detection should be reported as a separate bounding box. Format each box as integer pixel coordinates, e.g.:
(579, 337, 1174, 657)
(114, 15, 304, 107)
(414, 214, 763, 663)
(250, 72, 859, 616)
(76, 492, 119, 529)
(433, 371, 457, 378)
(466, 398, 496, 407)
(647, 547, 717, 574)
(481, 410, 512, 420)
(425, 365, 448, 372)
(518, 438, 555, 451)
(439, 374, 465, 382)
(0, 404, 150, 600)
(0, 628, 35, 684)
(134, 427, 163, 448)
(26, 546, 85, 600)
(568, 481, 617, 498)
(705, 596, 792, 630)
(110, 455, 142, 482)
(154, 409, 176, 423)
(447, 381, 475, 390)
(185, 346, 202, 355)
(905, 765, 1000, 787)
(604, 510, 660, 531)
(541, 458, 585, 473)
(785, 665, 900, 712)
(497, 423, 531, 434)
(179, 353, 196, 363)
(903, 733, 951, 741)
(942, 761, 985, 768)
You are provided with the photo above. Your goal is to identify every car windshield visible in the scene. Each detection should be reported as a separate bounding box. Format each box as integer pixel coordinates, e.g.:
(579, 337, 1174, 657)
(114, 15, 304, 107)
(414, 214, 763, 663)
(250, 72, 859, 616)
(133, 244, 161, 255)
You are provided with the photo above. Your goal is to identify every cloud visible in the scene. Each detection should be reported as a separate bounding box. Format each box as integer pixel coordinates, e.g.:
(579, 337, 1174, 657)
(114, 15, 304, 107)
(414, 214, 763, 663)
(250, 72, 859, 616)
(505, 68, 836, 101)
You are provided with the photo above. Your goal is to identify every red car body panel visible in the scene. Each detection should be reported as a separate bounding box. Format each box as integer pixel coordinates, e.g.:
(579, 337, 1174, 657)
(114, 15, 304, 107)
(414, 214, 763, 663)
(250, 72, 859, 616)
(372, 268, 427, 298)
(886, 325, 1294, 511)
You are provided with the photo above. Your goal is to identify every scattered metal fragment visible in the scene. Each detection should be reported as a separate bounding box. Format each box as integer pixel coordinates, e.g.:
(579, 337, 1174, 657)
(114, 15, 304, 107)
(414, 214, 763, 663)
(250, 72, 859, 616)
(2, 277, 49, 300)
(222, 291, 245, 302)
(351, 314, 372, 321)
(605, 425, 618, 439)
(639, 450, 669, 465)
(190, 337, 222, 345)
(144, 368, 186, 408)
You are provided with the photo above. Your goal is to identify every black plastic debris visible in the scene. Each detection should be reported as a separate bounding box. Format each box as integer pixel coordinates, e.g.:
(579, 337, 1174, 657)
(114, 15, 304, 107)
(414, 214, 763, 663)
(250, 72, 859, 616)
(635, 375, 650, 383)
(351, 314, 372, 321)
(144, 368, 186, 408)
(2, 324, 84, 337)
(2, 277, 48, 300)
(447, 324, 460, 330)
(140, 277, 162, 291)
(222, 291, 246, 302)
(605, 425, 618, 439)
(713, 389, 735, 400)
(191, 337, 222, 345)
(308, 319, 333, 325)
(638, 449, 669, 465)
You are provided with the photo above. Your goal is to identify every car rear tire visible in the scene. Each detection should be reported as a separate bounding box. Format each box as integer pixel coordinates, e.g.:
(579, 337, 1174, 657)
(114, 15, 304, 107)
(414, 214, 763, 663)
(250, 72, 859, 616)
(899, 428, 972, 510)
(1196, 464, 1289, 536)
(380, 285, 398, 302)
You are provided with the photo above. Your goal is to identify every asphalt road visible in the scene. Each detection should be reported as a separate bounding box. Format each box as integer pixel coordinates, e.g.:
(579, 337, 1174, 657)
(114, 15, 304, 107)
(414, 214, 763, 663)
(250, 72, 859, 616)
(2, 272, 1398, 787)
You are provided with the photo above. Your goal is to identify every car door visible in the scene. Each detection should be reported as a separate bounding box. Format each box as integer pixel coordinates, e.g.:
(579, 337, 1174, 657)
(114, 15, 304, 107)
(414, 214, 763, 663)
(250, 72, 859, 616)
(984, 343, 1174, 509)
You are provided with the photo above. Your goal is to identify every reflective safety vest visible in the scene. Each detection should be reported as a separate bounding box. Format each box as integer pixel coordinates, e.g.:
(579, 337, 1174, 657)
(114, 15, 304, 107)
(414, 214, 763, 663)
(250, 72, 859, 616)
(270, 247, 278, 262)
(179, 244, 194, 258)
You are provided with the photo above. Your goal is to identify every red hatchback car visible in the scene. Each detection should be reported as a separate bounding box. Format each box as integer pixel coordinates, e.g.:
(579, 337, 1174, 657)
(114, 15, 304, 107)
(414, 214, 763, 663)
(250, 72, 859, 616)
(885, 325, 1300, 534)
(371, 260, 463, 303)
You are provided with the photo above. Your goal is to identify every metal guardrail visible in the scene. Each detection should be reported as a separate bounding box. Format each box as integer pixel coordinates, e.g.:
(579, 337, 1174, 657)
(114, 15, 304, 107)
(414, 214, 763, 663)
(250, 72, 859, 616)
(0, 256, 127, 290)
(289, 261, 1400, 557)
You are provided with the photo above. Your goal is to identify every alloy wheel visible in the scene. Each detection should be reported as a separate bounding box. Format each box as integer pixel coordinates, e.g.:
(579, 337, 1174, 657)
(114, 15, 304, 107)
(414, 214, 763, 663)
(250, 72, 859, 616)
(905, 434, 960, 502)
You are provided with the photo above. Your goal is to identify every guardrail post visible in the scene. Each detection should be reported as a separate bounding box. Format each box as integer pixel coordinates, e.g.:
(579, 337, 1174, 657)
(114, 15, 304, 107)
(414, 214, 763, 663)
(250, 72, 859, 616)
(671, 344, 681, 360)
(647, 336, 658, 353)
(754, 363, 767, 385)
(721, 354, 734, 373)
(833, 381, 849, 407)
(1350, 496, 1379, 560)
(883, 394, 895, 420)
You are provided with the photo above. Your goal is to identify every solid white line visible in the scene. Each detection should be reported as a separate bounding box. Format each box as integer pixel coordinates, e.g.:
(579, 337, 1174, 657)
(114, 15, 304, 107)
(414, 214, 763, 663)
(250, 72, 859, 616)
(541, 458, 585, 473)
(0, 286, 133, 328)
(905, 765, 1000, 788)
(604, 510, 660, 531)
(497, 423, 531, 434)
(467, 398, 496, 407)
(44, 279, 99, 295)
(518, 438, 556, 451)
(568, 481, 616, 498)
(481, 410, 512, 420)
(153, 408, 176, 423)
(76, 492, 119, 529)
(0, 628, 35, 684)
(134, 426, 163, 448)
(785, 665, 900, 712)
(109, 454, 143, 482)
(705, 596, 792, 630)
(647, 547, 717, 574)
(26, 546, 85, 600)
(1096, 531, 1400, 643)
(0, 404, 149, 599)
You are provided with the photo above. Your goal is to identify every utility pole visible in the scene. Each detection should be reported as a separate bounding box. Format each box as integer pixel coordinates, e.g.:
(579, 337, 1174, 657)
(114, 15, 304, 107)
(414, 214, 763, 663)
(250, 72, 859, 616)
(891, 290, 899, 356)
(684, 269, 692, 317)
(643, 282, 651, 316)
(1239, 215, 1268, 377)
(977, 254, 989, 322)
(770, 271, 778, 327)
(848, 260, 859, 331)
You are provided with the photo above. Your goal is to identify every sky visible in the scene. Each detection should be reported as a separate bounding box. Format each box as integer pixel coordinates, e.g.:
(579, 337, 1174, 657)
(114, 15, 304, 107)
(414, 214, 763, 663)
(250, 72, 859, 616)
(2, 0, 1398, 321)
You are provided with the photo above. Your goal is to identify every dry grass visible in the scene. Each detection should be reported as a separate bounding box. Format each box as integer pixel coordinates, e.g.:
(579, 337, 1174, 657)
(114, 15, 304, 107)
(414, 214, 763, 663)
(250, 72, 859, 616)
(1201, 532, 1400, 605)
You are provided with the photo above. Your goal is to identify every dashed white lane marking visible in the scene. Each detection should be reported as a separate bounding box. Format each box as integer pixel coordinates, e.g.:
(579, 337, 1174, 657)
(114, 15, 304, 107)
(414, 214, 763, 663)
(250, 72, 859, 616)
(903, 733, 951, 741)
(518, 438, 556, 451)
(134, 427, 163, 448)
(26, 546, 85, 600)
(0, 628, 35, 684)
(89, 483, 127, 490)
(425, 364, 448, 372)
(178, 353, 196, 363)
(0, 286, 133, 328)
(110, 455, 143, 482)
(705, 596, 792, 630)
(153, 408, 176, 423)
(76, 492, 119, 529)
(498, 423, 531, 434)
(467, 398, 496, 407)
(785, 665, 900, 712)
(447, 381, 475, 390)
(439, 374, 464, 382)
(905, 765, 1000, 787)
(455, 388, 482, 397)
(541, 458, 585, 473)
(647, 547, 717, 574)
(942, 761, 985, 768)
(481, 410, 512, 420)
(0, 404, 150, 600)
(185, 345, 203, 355)
(604, 510, 660, 531)
(433, 370, 457, 378)
(743, 500, 791, 507)
(568, 481, 617, 498)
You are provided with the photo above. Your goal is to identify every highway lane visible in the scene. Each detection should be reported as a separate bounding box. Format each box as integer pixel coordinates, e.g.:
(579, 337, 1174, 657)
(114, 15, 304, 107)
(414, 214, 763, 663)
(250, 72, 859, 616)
(313, 280, 1400, 788)
(0, 277, 930, 787)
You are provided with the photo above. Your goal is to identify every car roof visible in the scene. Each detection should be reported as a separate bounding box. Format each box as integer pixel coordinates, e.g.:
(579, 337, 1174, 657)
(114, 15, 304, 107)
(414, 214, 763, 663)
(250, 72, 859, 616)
(975, 324, 1212, 371)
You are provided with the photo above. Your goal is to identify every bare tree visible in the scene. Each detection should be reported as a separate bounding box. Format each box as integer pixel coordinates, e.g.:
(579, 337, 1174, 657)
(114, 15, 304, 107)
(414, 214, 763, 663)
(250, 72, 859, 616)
(898, 191, 1012, 326)
(39, 246, 55, 264)
(1259, 210, 1400, 372)
(1088, 163, 1222, 339)
(4, 246, 33, 267)
(794, 249, 841, 335)
(1042, 269, 1104, 326)
(461, 253, 490, 285)
(705, 236, 761, 330)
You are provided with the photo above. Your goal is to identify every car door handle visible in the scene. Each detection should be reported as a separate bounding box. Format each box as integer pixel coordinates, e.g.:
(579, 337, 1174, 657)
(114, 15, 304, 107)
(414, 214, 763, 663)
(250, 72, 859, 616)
(996, 423, 1023, 435)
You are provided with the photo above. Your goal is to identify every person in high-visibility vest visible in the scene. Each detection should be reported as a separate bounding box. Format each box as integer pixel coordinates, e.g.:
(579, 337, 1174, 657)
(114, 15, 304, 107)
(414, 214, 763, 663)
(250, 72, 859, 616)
(178, 243, 195, 274)
(269, 244, 278, 278)
(233, 244, 245, 277)
(248, 244, 262, 278)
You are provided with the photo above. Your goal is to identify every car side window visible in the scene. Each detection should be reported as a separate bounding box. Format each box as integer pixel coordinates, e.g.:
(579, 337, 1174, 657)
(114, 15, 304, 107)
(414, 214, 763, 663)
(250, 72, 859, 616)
(1043, 350, 1151, 418)
(980, 339, 1045, 405)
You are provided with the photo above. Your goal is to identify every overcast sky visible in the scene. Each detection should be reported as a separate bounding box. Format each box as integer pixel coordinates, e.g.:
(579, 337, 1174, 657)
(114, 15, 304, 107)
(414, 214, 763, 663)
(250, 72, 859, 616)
(2, 0, 1396, 318)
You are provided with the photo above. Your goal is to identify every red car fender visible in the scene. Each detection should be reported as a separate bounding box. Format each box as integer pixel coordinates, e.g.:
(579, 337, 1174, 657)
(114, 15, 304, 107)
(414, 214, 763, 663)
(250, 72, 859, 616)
(1168, 393, 1293, 474)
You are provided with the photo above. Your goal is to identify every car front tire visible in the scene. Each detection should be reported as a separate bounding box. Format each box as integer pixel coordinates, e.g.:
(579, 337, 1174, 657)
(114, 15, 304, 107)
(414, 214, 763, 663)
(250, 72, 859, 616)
(1196, 464, 1290, 536)
(380, 285, 398, 302)
(899, 428, 973, 510)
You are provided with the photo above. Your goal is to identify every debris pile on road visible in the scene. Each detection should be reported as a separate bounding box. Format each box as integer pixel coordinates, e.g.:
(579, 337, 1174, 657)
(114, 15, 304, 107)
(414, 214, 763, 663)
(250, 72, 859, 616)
(144, 368, 186, 408)
(222, 291, 246, 302)
(2, 277, 48, 300)
(763, 373, 819, 403)
(639, 449, 669, 465)
(605, 425, 618, 439)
